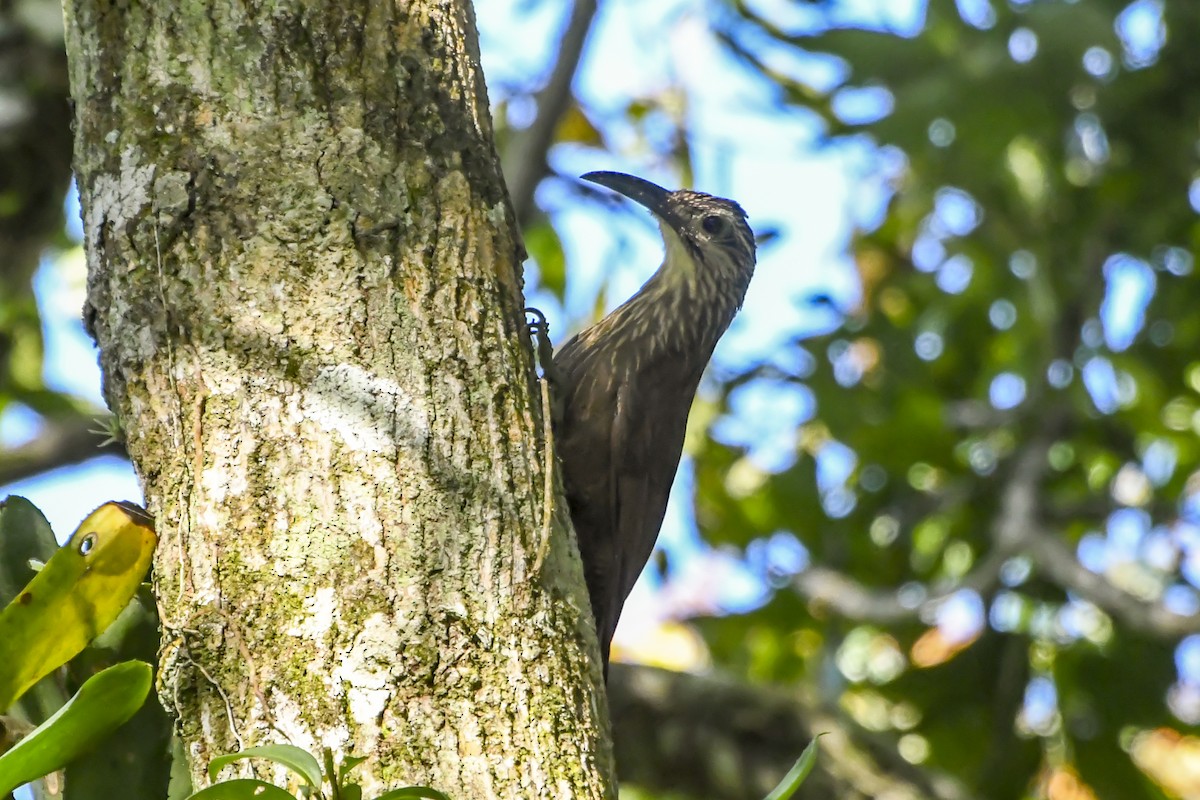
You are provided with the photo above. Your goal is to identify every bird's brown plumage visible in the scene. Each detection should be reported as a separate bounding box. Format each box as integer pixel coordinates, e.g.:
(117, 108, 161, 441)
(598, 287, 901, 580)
(552, 171, 756, 672)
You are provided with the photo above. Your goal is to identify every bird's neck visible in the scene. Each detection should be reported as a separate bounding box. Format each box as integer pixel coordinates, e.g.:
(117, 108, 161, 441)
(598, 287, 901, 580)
(605, 256, 748, 364)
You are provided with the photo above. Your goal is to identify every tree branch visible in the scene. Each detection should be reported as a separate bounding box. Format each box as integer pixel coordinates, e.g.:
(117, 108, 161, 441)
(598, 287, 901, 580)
(793, 546, 1009, 625)
(0, 415, 126, 488)
(991, 438, 1200, 637)
(792, 438, 1200, 638)
(503, 0, 598, 227)
(608, 663, 972, 800)
(791, 446, 1041, 624)
(1024, 529, 1200, 637)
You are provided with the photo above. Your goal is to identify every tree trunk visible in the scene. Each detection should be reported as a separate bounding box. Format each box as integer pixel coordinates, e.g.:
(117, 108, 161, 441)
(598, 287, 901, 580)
(62, 0, 614, 796)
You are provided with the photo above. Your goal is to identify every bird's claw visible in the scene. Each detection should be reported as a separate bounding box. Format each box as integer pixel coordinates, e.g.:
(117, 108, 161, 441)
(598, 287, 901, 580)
(524, 307, 559, 381)
(525, 306, 548, 336)
(524, 307, 566, 425)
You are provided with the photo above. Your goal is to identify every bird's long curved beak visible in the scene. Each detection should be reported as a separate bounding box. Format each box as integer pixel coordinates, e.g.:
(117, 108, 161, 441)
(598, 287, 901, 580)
(581, 171, 685, 231)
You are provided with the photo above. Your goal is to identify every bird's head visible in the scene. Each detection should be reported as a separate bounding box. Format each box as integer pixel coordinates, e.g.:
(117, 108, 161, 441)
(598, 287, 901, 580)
(582, 171, 756, 292)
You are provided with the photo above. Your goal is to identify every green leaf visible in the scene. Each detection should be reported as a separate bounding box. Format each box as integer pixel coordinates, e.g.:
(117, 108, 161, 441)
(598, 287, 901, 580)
(337, 754, 367, 783)
(0, 502, 157, 710)
(168, 732, 196, 800)
(66, 586, 175, 800)
(0, 497, 57, 608)
(0, 660, 152, 795)
(207, 744, 324, 791)
(373, 787, 452, 800)
(761, 734, 823, 800)
(0, 498, 69, 728)
(186, 778, 299, 800)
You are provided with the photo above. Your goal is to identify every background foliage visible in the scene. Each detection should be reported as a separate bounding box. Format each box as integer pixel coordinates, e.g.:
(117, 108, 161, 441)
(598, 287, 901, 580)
(3, 0, 1199, 797)
(690, 1, 1199, 797)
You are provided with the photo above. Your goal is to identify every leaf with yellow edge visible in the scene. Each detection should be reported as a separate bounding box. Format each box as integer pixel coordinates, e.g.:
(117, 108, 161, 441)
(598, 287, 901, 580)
(0, 502, 156, 711)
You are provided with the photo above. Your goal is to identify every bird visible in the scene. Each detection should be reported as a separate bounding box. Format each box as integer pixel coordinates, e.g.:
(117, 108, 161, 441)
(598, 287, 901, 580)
(542, 170, 757, 674)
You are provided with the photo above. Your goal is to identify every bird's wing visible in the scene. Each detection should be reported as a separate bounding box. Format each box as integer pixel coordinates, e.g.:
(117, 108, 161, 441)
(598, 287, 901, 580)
(553, 347, 622, 663)
(600, 380, 640, 655)
(606, 372, 686, 651)
(554, 341, 691, 669)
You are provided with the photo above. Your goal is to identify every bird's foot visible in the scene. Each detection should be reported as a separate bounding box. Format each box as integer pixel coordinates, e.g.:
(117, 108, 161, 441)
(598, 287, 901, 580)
(524, 307, 566, 425)
(524, 308, 563, 384)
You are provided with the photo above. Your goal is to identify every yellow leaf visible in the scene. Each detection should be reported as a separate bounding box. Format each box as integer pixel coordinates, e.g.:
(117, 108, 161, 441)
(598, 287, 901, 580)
(0, 502, 156, 711)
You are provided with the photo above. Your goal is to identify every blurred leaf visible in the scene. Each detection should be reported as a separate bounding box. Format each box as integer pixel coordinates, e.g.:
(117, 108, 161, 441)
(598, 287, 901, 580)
(553, 103, 603, 146)
(754, 227, 782, 248)
(0, 496, 57, 611)
(524, 219, 567, 301)
(337, 754, 367, 783)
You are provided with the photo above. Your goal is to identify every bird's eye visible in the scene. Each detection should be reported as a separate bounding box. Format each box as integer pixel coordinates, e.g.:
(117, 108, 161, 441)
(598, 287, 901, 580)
(701, 214, 728, 236)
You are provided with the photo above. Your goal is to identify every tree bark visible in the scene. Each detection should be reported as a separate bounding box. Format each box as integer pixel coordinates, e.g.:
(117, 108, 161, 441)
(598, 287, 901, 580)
(62, 0, 614, 796)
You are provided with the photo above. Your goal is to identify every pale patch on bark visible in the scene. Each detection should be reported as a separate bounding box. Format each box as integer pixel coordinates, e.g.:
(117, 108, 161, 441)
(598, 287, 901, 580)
(87, 146, 154, 233)
(336, 613, 403, 734)
(302, 364, 430, 456)
(293, 587, 338, 640)
(261, 689, 320, 759)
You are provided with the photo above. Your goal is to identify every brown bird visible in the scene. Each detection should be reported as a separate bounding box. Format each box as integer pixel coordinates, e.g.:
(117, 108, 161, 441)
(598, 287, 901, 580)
(545, 171, 757, 673)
